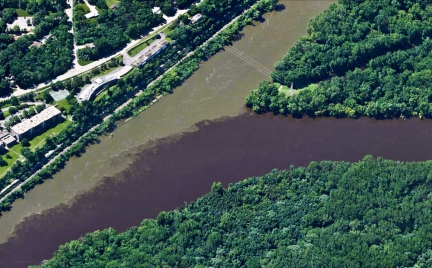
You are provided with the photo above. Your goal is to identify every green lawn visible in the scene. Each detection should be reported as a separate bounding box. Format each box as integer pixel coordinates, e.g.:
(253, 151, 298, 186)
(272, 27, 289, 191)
(0, 150, 20, 176)
(278, 85, 290, 95)
(57, 99, 71, 112)
(94, 91, 108, 102)
(76, 3, 90, 14)
(16, 9, 31, 17)
(300, 83, 318, 92)
(106, 0, 120, 7)
(0, 119, 71, 177)
(163, 28, 172, 41)
(128, 39, 154, 57)
(78, 59, 94, 66)
(96, 66, 119, 77)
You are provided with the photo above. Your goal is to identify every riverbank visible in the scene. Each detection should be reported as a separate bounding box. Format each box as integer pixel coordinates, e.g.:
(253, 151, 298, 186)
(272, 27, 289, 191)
(0, 0, 279, 216)
(0, 2, 335, 267)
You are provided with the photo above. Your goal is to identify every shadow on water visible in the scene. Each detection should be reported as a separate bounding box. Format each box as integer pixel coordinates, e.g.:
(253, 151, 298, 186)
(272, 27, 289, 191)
(2, 113, 432, 267)
(275, 4, 286, 12)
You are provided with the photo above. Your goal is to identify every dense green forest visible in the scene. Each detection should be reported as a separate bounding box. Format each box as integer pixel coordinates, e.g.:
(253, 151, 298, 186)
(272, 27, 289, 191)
(75, 0, 164, 61)
(246, 0, 432, 118)
(0, 0, 72, 92)
(35, 156, 432, 267)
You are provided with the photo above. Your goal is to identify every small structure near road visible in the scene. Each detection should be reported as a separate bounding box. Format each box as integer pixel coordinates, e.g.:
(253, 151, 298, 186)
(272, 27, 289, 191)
(0, 131, 16, 148)
(10, 106, 62, 142)
(152, 7, 161, 14)
(190, 13, 203, 24)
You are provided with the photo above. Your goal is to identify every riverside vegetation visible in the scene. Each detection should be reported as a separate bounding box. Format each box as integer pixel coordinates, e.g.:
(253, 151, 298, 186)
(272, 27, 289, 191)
(0, 0, 278, 213)
(246, 0, 432, 119)
(35, 156, 432, 267)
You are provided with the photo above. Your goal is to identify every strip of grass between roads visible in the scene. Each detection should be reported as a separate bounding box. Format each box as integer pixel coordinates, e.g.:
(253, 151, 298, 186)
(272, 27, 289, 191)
(127, 23, 172, 56)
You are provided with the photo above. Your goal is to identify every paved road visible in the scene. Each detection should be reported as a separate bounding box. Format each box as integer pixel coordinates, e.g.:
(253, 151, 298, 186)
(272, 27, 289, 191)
(122, 32, 167, 66)
(5, 8, 188, 100)
(0, 2, 256, 204)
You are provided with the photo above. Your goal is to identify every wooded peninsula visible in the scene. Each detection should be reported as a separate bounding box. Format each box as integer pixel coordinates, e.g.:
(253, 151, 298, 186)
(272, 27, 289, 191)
(246, 0, 432, 119)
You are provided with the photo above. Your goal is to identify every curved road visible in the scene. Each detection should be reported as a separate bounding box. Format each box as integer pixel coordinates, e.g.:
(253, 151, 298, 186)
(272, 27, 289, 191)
(4, 7, 188, 100)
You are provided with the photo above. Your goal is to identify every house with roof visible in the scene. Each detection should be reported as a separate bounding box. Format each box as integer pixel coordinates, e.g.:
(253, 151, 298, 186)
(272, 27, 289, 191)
(10, 106, 62, 142)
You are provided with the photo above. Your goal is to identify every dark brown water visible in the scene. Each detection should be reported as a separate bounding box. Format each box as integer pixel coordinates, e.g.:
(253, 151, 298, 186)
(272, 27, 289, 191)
(2, 114, 432, 266)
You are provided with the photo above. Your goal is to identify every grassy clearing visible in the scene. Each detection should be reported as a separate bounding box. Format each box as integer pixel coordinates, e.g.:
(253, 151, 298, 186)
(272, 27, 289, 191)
(94, 90, 108, 102)
(279, 85, 290, 95)
(78, 59, 94, 66)
(276, 82, 318, 96)
(56, 99, 71, 112)
(0, 151, 20, 176)
(300, 84, 318, 92)
(105, 0, 120, 7)
(76, 3, 90, 14)
(16, 9, 31, 17)
(163, 28, 172, 42)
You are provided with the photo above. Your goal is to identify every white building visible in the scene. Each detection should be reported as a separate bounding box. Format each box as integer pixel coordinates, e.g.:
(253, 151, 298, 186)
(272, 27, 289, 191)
(10, 106, 62, 141)
(190, 14, 203, 24)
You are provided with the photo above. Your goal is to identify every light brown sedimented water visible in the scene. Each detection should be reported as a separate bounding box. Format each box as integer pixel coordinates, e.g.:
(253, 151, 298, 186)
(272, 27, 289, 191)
(0, 2, 345, 267)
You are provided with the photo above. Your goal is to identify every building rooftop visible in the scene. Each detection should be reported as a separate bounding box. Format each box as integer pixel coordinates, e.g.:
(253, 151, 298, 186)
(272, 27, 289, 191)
(0, 131, 9, 140)
(85, 11, 99, 19)
(190, 14, 203, 23)
(11, 106, 61, 135)
(1, 135, 16, 146)
(30, 41, 42, 48)
(133, 40, 170, 67)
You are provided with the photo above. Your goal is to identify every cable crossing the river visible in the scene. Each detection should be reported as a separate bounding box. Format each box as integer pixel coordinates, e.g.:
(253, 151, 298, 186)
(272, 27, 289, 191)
(225, 46, 272, 78)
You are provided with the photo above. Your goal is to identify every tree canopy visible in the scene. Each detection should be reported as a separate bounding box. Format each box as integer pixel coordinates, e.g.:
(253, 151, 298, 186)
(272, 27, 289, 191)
(75, 0, 164, 61)
(246, 0, 432, 119)
(37, 156, 432, 267)
(0, 0, 72, 92)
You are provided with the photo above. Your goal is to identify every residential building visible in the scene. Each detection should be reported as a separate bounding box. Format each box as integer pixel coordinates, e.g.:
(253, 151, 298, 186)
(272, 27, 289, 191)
(133, 40, 170, 68)
(10, 106, 62, 142)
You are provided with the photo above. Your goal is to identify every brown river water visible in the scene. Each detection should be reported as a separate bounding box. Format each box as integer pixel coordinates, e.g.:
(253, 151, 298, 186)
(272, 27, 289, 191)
(4, 1, 430, 267)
